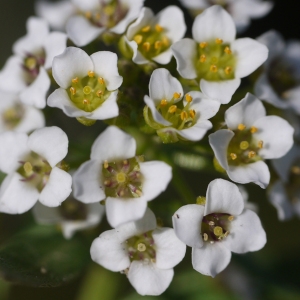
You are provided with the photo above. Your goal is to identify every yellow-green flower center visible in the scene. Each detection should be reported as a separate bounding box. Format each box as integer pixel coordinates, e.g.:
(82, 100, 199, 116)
(2, 103, 25, 130)
(23, 51, 45, 83)
(59, 198, 88, 221)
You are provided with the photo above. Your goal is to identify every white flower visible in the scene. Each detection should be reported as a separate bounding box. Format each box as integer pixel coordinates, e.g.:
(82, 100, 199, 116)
(66, 0, 145, 46)
(91, 208, 186, 295)
(0, 126, 72, 214)
(0, 17, 67, 108)
(179, 0, 273, 33)
(0, 91, 45, 133)
(124, 6, 186, 65)
(171, 5, 268, 104)
(209, 93, 294, 188)
(73, 126, 172, 227)
(254, 30, 300, 115)
(144, 68, 220, 142)
(47, 47, 123, 121)
(172, 178, 266, 277)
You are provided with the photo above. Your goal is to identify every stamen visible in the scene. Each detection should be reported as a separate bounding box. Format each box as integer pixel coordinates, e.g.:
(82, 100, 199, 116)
(200, 42, 207, 48)
(224, 231, 230, 237)
(88, 71, 95, 77)
(210, 65, 218, 72)
(135, 189, 142, 197)
(85, 11, 92, 19)
(103, 160, 109, 169)
(137, 243, 146, 252)
(155, 24, 163, 32)
(240, 141, 249, 150)
(250, 126, 258, 133)
(224, 47, 232, 54)
(98, 77, 105, 85)
(154, 40, 162, 50)
(134, 35, 143, 44)
(258, 140, 263, 148)
(82, 99, 89, 105)
(213, 226, 223, 236)
(141, 25, 150, 32)
(162, 37, 169, 47)
(230, 153, 237, 160)
(180, 111, 188, 121)
(70, 87, 76, 95)
(173, 92, 181, 99)
(185, 94, 193, 102)
(203, 233, 208, 241)
(238, 123, 246, 131)
(228, 216, 234, 221)
(143, 42, 151, 52)
(104, 180, 111, 186)
(209, 221, 215, 226)
(96, 90, 103, 97)
(72, 77, 79, 84)
(291, 166, 300, 175)
(160, 99, 168, 106)
(248, 151, 256, 158)
(215, 38, 223, 44)
(168, 105, 177, 113)
(189, 109, 196, 119)
(225, 66, 232, 75)
(200, 54, 206, 63)
(83, 86, 92, 95)
(23, 162, 33, 175)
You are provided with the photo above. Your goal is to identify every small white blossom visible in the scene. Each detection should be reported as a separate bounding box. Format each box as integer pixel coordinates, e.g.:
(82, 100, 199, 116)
(91, 208, 186, 295)
(172, 5, 268, 104)
(73, 126, 172, 227)
(209, 93, 294, 188)
(0, 127, 72, 214)
(173, 178, 266, 277)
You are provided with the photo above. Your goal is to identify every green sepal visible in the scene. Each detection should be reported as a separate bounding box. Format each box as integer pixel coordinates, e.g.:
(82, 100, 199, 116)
(118, 35, 133, 60)
(213, 157, 226, 173)
(76, 117, 96, 126)
(143, 105, 163, 130)
(157, 128, 179, 143)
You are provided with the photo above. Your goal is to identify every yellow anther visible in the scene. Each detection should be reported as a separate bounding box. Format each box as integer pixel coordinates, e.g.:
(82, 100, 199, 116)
(83, 99, 89, 105)
(230, 153, 237, 160)
(203, 233, 208, 241)
(70, 87, 76, 95)
(154, 40, 162, 50)
(123, 159, 129, 165)
(83, 86, 92, 95)
(238, 123, 246, 131)
(180, 111, 188, 120)
(72, 77, 79, 84)
(160, 99, 168, 106)
(162, 36, 169, 47)
(225, 66, 232, 75)
(228, 215, 234, 221)
(250, 126, 258, 133)
(88, 71, 95, 77)
(209, 221, 215, 226)
(215, 38, 223, 44)
(248, 151, 256, 158)
(214, 226, 223, 236)
(119, 190, 125, 197)
(224, 46, 232, 54)
(98, 77, 105, 85)
(240, 141, 249, 150)
(196, 196, 206, 205)
(85, 11, 92, 19)
(23, 162, 33, 175)
(258, 140, 263, 149)
(96, 90, 103, 97)
(104, 180, 111, 186)
(136, 189, 142, 197)
(224, 231, 230, 237)
(210, 65, 218, 72)
(95, 12, 101, 20)
(141, 25, 151, 32)
(155, 24, 163, 32)
(200, 54, 206, 63)
(189, 109, 196, 119)
(137, 243, 146, 252)
(134, 35, 143, 44)
(168, 105, 177, 113)
(143, 42, 151, 52)
(104, 5, 114, 16)
(200, 42, 207, 48)
(103, 160, 109, 169)
(173, 92, 181, 99)
(185, 94, 193, 103)
(116, 172, 126, 183)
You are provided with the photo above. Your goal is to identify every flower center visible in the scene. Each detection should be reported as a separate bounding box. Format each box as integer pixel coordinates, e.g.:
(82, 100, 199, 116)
(132, 24, 170, 59)
(59, 198, 88, 221)
(126, 231, 156, 263)
(201, 213, 233, 243)
(227, 124, 263, 166)
(22, 51, 45, 83)
(196, 38, 236, 81)
(2, 103, 25, 130)
(102, 156, 144, 198)
(68, 72, 111, 112)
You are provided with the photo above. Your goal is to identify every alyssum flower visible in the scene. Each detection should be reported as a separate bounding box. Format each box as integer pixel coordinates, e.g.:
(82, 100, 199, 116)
(173, 178, 266, 277)
(143, 68, 220, 143)
(209, 93, 294, 188)
(91, 208, 186, 295)
(0, 126, 72, 214)
(171, 5, 268, 104)
(73, 126, 172, 227)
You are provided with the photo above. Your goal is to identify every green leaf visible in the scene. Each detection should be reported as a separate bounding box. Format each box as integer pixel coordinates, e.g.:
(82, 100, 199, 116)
(0, 225, 90, 287)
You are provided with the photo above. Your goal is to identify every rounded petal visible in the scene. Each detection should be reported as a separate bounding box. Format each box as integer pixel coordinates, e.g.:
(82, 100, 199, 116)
(253, 116, 294, 159)
(172, 204, 204, 248)
(225, 93, 266, 129)
(152, 50, 173, 65)
(232, 38, 268, 78)
(90, 51, 123, 91)
(227, 161, 270, 189)
(192, 242, 231, 277)
(128, 261, 174, 296)
(52, 47, 94, 89)
(223, 209, 266, 253)
(173, 120, 212, 141)
(91, 126, 136, 161)
(39, 167, 72, 207)
(192, 5, 236, 43)
(125, 38, 149, 65)
(0, 172, 39, 214)
(72, 160, 105, 203)
(90, 229, 130, 272)
(206, 179, 244, 216)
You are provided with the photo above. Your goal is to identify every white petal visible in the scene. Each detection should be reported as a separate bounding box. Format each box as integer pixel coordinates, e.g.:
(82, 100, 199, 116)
(209, 129, 234, 170)
(125, 38, 149, 65)
(66, 15, 104, 47)
(200, 79, 241, 104)
(172, 204, 204, 248)
(223, 209, 266, 253)
(72, 160, 105, 203)
(234, 0, 273, 19)
(152, 50, 173, 65)
(128, 261, 174, 296)
(172, 39, 197, 79)
(91, 126, 136, 161)
(0, 172, 39, 214)
(232, 38, 268, 78)
(28, 126, 68, 167)
(285, 86, 300, 114)
(139, 161, 172, 202)
(179, 0, 208, 9)
(192, 242, 231, 277)
(52, 47, 94, 89)
(153, 227, 186, 269)
(253, 116, 294, 159)
(192, 5, 236, 43)
(19, 67, 50, 109)
(39, 167, 72, 207)
(0, 132, 29, 173)
(227, 161, 270, 188)
(90, 229, 130, 272)
(90, 51, 123, 91)
(225, 93, 266, 129)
